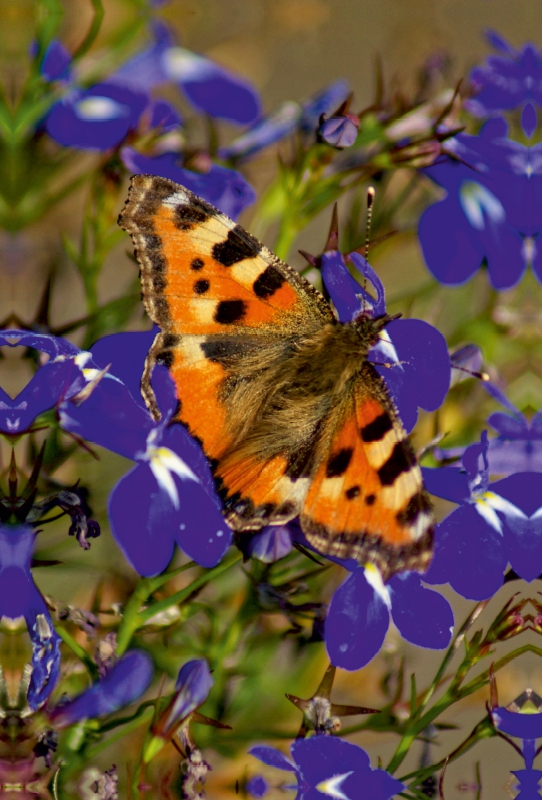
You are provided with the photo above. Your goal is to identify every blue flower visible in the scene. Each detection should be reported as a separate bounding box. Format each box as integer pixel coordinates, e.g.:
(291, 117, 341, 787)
(468, 31, 542, 118)
(111, 21, 260, 126)
(45, 82, 148, 150)
(320, 250, 450, 431)
(218, 80, 349, 161)
(250, 736, 404, 800)
(40, 39, 72, 82)
(423, 432, 542, 598)
(0, 330, 231, 576)
(246, 776, 268, 798)
(69, 333, 233, 575)
(0, 525, 61, 710)
(120, 147, 255, 220)
(491, 688, 542, 799)
(318, 114, 359, 148)
(325, 560, 454, 670)
(49, 650, 153, 727)
(419, 118, 542, 289)
(246, 525, 294, 563)
(144, 658, 213, 762)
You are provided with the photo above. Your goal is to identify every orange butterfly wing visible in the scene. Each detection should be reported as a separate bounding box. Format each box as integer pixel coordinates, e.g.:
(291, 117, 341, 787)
(300, 364, 433, 577)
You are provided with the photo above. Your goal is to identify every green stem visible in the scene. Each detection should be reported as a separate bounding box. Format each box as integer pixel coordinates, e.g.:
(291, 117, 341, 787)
(56, 625, 99, 680)
(116, 553, 241, 655)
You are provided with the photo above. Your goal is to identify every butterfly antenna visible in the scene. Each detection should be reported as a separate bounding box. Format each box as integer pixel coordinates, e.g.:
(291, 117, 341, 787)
(360, 186, 375, 305)
(364, 186, 375, 262)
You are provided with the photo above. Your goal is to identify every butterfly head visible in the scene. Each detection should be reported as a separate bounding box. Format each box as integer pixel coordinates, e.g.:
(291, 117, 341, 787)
(352, 311, 402, 351)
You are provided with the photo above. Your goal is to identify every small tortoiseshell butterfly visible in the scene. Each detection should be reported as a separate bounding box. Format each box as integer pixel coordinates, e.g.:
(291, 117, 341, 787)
(119, 175, 434, 579)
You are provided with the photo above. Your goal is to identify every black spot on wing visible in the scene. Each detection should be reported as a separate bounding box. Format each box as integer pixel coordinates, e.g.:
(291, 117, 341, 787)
(174, 202, 210, 231)
(155, 350, 174, 369)
(326, 448, 353, 478)
(214, 300, 247, 324)
(191, 258, 204, 271)
(396, 491, 432, 526)
(253, 266, 286, 298)
(360, 412, 393, 442)
(365, 493, 376, 505)
(194, 279, 210, 295)
(212, 226, 261, 267)
(345, 485, 360, 499)
(377, 442, 416, 486)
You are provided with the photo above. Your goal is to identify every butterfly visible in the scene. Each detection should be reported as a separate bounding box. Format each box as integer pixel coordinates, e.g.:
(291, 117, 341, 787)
(119, 175, 434, 580)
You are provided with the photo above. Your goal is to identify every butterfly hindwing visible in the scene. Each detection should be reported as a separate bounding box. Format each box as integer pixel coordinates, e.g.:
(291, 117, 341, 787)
(301, 365, 433, 577)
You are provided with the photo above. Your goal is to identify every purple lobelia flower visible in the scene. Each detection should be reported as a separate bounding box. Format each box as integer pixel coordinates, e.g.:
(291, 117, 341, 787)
(120, 147, 255, 220)
(0, 330, 231, 576)
(318, 113, 359, 148)
(40, 39, 72, 82)
(423, 432, 542, 599)
(325, 560, 454, 670)
(490, 688, 542, 800)
(320, 250, 450, 432)
(45, 82, 149, 151)
(250, 736, 404, 800)
(111, 21, 260, 126)
(67, 332, 233, 575)
(468, 31, 542, 120)
(144, 658, 213, 762)
(419, 118, 542, 289)
(49, 650, 153, 727)
(218, 80, 349, 161)
(0, 525, 61, 710)
(246, 776, 268, 798)
(246, 524, 294, 563)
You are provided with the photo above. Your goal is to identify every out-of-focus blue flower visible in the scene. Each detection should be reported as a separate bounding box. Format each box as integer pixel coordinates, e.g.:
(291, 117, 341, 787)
(318, 113, 359, 148)
(120, 147, 255, 219)
(159, 659, 213, 738)
(250, 736, 404, 800)
(111, 21, 260, 126)
(419, 118, 542, 289)
(49, 650, 153, 727)
(148, 98, 183, 132)
(40, 40, 72, 82)
(218, 101, 301, 161)
(468, 31, 542, 117)
(325, 561, 454, 670)
(0, 330, 99, 435)
(45, 82, 148, 151)
(0, 525, 61, 710)
(218, 80, 349, 161)
(145, 658, 213, 762)
(300, 79, 350, 133)
(423, 432, 542, 599)
(246, 525, 294, 563)
(246, 776, 269, 798)
(321, 250, 450, 431)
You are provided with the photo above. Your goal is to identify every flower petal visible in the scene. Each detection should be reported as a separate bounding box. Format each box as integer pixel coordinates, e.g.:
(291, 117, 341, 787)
(108, 463, 175, 576)
(50, 650, 153, 726)
(249, 746, 296, 772)
(389, 573, 454, 649)
(325, 569, 390, 670)
(423, 504, 507, 600)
